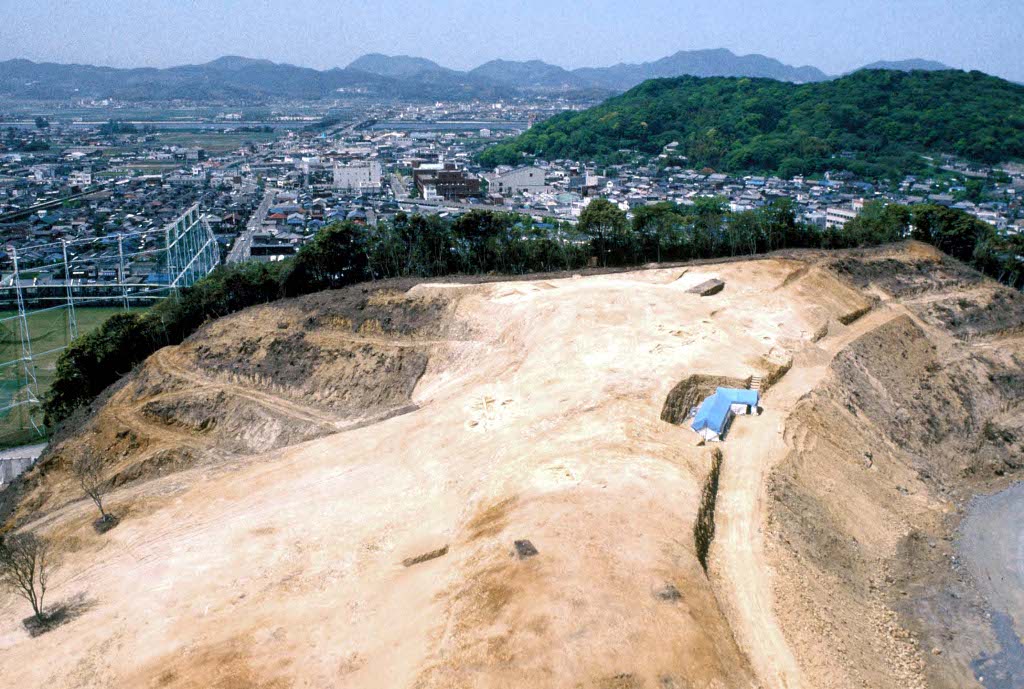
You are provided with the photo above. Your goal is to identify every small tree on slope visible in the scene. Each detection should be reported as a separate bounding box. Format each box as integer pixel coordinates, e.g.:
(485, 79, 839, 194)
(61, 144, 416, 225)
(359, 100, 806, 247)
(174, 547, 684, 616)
(0, 532, 51, 623)
(72, 449, 112, 525)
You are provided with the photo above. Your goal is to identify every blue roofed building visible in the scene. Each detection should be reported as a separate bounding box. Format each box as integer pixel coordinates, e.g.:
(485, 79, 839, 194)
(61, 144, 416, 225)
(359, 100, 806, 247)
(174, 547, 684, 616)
(690, 387, 760, 442)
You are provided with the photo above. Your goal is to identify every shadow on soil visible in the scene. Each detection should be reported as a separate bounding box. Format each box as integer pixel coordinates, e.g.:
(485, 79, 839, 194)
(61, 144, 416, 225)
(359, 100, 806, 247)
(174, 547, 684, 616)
(23, 592, 96, 637)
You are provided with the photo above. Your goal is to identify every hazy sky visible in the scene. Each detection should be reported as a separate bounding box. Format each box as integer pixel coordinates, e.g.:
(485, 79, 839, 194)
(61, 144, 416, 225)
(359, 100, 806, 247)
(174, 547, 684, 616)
(1, 0, 1021, 81)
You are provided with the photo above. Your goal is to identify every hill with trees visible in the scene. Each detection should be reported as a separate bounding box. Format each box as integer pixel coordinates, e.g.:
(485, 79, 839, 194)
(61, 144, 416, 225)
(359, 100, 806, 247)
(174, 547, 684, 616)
(479, 69, 1024, 177)
(42, 201, 1022, 427)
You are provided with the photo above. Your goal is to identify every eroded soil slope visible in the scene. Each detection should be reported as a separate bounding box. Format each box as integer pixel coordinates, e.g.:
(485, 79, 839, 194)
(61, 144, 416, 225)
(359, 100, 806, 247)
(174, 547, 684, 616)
(3, 286, 456, 525)
(768, 246, 1024, 689)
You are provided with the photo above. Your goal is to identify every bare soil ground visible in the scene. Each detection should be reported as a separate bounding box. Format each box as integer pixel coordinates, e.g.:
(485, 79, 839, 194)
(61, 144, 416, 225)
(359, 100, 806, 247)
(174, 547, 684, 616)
(0, 242, 1020, 689)
(766, 245, 1024, 689)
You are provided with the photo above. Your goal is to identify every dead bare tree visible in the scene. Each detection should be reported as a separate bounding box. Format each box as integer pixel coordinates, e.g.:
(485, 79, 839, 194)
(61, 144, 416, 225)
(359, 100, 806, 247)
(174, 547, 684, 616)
(0, 532, 50, 623)
(72, 449, 112, 524)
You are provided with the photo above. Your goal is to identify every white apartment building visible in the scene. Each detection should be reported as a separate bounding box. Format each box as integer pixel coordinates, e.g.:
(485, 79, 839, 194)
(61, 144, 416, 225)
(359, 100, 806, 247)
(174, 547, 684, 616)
(68, 169, 92, 187)
(486, 166, 548, 196)
(333, 160, 382, 192)
(825, 206, 859, 229)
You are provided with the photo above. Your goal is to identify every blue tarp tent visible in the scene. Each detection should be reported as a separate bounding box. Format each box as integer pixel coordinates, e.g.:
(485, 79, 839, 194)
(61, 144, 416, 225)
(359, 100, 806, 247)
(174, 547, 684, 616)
(716, 387, 759, 407)
(691, 387, 760, 441)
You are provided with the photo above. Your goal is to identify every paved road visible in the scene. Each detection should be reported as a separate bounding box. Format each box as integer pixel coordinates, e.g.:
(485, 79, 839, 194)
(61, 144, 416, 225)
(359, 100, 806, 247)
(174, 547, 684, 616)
(227, 189, 275, 264)
(389, 173, 410, 201)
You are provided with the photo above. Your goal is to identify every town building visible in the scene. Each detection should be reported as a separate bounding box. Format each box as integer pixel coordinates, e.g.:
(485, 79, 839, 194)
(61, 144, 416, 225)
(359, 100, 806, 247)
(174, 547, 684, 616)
(485, 166, 548, 196)
(333, 160, 383, 192)
(412, 162, 480, 199)
(68, 169, 92, 188)
(825, 206, 860, 229)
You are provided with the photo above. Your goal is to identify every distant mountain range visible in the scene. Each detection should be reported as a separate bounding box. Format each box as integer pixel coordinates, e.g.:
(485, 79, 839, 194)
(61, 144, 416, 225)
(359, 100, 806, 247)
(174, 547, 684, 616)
(348, 50, 952, 92)
(571, 49, 831, 89)
(0, 50, 955, 103)
(856, 59, 951, 73)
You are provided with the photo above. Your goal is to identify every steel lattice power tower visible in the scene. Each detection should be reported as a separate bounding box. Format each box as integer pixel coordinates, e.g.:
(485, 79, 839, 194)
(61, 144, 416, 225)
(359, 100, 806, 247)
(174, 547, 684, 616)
(0, 203, 219, 443)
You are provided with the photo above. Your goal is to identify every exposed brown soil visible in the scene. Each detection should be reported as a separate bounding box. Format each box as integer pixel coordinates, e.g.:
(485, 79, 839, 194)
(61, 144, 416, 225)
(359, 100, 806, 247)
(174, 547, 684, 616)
(912, 286, 1024, 340)
(4, 284, 455, 526)
(765, 251, 1024, 689)
(829, 250, 985, 298)
(0, 241, 1021, 689)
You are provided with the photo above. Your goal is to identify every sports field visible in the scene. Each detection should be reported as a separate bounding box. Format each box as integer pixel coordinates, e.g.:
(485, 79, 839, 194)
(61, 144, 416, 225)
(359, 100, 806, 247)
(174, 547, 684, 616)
(0, 306, 146, 447)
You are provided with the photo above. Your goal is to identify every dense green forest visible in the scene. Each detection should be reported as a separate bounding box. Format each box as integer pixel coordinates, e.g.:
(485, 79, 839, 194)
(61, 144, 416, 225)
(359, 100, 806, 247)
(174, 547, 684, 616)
(479, 70, 1024, 178)
(43, 202, 1022, 426)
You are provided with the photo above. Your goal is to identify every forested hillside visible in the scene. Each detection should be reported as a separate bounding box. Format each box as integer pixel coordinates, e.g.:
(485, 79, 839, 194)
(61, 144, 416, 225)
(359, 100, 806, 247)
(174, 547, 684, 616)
(479, 70, 1024, 177)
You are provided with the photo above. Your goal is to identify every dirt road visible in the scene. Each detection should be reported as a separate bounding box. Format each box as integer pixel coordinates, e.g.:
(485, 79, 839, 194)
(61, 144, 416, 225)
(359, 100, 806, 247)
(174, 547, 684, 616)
(713, 307, 899, 689)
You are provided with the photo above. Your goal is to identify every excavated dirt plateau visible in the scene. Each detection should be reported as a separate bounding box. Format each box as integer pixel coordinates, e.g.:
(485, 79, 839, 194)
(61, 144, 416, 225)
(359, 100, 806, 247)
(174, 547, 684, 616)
(0, 243, 1021, 689)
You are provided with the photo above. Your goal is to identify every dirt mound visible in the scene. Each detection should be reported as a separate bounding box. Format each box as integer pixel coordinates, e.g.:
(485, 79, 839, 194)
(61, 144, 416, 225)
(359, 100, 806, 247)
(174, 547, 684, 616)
(5, 284, 459, 525)
(186, 287, 452, 415)
(780, 265, 874, 328)
(913, 286, 1024, 340)
(829, 253, 984, 298)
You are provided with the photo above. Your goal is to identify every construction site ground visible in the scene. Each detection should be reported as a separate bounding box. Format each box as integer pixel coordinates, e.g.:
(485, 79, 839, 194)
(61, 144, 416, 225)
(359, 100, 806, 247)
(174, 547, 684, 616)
(0, 242, 1021, 689)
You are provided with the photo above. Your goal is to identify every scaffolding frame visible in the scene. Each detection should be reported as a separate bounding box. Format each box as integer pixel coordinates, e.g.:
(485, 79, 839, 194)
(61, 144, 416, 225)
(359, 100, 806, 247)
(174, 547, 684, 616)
(0, 204, 219, 439)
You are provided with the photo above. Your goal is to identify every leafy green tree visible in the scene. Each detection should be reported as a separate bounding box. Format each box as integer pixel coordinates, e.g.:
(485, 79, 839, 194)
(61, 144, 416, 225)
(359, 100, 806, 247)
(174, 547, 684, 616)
(633, 202, 687, 262)
(453, 210, 507, 272)
(960, 179, 985, 203)
(911, 204, 984, 262)
(843, 202, 911, 246)
(45, 313, 153, 425)
(283, 222, 368, 295)
(579, 198, 628, 266)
